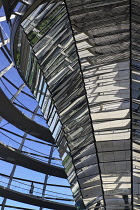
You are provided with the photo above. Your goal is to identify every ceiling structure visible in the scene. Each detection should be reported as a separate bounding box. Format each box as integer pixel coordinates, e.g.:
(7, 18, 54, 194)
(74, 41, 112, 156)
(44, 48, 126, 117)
(0, 0, 140, 209)
(0, 0, 75, 210)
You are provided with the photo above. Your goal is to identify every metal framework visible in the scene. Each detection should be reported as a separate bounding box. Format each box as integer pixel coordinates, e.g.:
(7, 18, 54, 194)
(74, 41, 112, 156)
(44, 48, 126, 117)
(1, 0, 140, 209)
(0, 1, 75, 210)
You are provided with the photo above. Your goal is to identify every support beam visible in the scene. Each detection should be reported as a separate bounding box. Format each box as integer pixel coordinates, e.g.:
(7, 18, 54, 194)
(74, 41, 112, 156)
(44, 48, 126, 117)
(0, 63, 14, 78)
(0, 89, 55, 143)
(0, 186, 76, 210)
(0, 142, 67, 179)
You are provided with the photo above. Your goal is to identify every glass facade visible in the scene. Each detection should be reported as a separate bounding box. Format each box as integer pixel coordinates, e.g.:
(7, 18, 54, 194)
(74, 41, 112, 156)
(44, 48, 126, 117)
(1, 0, 140, 209)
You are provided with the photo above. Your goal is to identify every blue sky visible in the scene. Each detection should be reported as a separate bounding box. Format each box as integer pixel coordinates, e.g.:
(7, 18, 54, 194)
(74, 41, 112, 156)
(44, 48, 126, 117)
(0, 4, 73, 210)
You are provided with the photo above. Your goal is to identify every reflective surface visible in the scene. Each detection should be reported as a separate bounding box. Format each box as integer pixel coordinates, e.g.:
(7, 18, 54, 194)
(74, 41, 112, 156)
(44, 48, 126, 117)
(2, 0, 140, 209)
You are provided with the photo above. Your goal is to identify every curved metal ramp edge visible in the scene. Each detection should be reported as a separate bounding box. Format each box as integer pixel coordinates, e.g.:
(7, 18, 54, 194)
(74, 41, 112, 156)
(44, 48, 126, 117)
(0, 185, 76, 210)
(0, 88, 54, 144)
(0, 141, 67, 179)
